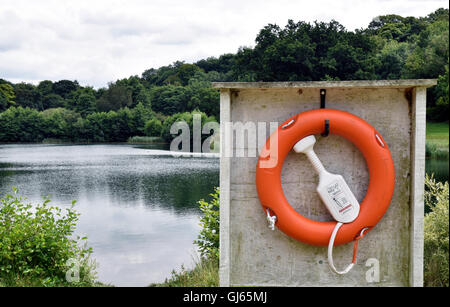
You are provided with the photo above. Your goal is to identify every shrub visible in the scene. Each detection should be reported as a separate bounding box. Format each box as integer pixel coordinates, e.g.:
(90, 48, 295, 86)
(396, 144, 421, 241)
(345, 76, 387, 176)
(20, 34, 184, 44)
(424, 175, 449, 287)
(0, 188, 97, 287)
(194, 187, 220, 261)
(144, 118, 163, 137)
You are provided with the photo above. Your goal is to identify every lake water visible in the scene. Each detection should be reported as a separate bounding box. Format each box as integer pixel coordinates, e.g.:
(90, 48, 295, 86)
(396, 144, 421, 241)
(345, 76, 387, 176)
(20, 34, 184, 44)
(0, 144, 219, 287)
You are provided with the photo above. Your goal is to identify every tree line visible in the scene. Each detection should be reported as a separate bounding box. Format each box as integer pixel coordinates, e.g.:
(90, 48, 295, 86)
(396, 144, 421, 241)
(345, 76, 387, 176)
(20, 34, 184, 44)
(0, 8, 448, 143)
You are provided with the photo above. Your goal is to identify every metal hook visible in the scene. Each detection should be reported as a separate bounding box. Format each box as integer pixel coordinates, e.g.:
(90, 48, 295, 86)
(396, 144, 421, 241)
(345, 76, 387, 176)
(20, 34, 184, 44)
(321, 119, 330, 137)
(320, 89, 326, 109)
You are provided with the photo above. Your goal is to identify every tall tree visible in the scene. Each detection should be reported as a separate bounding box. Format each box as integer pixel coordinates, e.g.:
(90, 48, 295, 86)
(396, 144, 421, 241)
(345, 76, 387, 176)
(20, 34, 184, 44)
(97, 83, 132, 112)
(13, 83, 42, 110)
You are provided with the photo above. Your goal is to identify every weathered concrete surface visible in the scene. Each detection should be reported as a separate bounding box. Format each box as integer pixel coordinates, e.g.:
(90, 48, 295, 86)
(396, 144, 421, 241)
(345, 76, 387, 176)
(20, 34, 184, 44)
(216, 81, 436, 287)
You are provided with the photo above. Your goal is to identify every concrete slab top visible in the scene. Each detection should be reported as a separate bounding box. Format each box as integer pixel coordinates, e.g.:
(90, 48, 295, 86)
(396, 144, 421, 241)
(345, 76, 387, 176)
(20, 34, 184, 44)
(212, 79, 437, 89)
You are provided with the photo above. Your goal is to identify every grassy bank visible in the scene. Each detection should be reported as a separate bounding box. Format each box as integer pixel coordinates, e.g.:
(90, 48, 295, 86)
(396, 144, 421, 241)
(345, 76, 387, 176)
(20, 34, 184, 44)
(426, 122, 449, 160)
(150, 257, 219, 287)
(127, 136, 166, 144)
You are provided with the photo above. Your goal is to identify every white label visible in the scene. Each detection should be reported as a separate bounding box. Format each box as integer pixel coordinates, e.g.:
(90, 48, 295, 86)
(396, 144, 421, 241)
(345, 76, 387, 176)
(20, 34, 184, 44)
(326, 181, 353, 215)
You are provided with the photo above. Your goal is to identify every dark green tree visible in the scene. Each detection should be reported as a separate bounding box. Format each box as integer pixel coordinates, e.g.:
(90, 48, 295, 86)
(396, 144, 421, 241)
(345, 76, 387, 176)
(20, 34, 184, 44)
(97, 83, 133, 112)
(144, 118, 163, 137)
(41, 93, 66, 109)
(52, 80, 79, 99)
(13, 83, 42, 110)
(75, 93, 97, 117)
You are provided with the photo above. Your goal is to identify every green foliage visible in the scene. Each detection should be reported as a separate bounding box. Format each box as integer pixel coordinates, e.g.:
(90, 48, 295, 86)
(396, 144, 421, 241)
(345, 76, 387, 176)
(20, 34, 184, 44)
(0, 106, 45, 142)
(13, 83, 42, 110)
(144, 118, 163, 137)
(0, 83, 16, 111)
(234, 20, 378, 82)
(52, 80, 79, 99)
(424, 175, 449, 287)
(75, 93, 97, 117)
(41, 93, 66, 110)
(97, 83, 133, 112)
(426, 121, 449, 158)
(115, 76, 152, 108)
(150, 256, 218, 287)
(404, 18, 449, 79)
(36, 80, 53, 97)
(149, 85, 191, 115)
(194, 188, 220, 261)
(375, 40, 410, 79)
(160, 110, 216, 143)
(41, 108, 82, 141)
(0, 188, 97, 286)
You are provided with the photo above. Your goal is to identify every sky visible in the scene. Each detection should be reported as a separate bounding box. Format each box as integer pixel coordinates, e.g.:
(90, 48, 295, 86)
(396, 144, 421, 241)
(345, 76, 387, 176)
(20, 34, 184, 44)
(0, 0, 448, 88)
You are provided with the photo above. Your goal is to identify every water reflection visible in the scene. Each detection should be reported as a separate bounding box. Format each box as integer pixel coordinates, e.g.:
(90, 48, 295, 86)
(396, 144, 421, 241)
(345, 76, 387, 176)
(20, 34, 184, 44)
(0, 144, 219, 286)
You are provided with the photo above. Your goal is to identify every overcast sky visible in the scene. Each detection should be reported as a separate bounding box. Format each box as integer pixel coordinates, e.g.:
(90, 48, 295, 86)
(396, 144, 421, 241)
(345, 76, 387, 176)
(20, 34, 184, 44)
(0, 0, 448, 88)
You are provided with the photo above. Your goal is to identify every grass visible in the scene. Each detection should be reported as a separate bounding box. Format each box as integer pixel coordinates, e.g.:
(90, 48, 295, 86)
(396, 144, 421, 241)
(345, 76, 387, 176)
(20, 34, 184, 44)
(149, 257, 219, 287)
(0, 276, 111, 287)
(426, 122, 449, 160)
(127, 136, 165, 144)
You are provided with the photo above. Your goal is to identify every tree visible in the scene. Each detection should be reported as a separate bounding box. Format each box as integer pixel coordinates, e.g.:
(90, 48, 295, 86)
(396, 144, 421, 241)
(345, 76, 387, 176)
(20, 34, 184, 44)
(41, 93, 66, 109)
(37, 80, 53, 97)
(404, 18, 449, 79)
(52, 80, 79, 99)
(13, 83, 42, 110)
(176, 64, 204, 86)
(375, 41, 410, 79)
(0, 83, 15, 111)
(97, 83, 132, 112)
(144, 118, 163, 137)
(0, 107, 45, 142)
(41, 108, 81, 140)
(233, 20, 378, 81)
(115, 76, 151, 108)
(149, 85, 191, 115)
(131, 102, 153, 135)
(75, 93, 97, 117)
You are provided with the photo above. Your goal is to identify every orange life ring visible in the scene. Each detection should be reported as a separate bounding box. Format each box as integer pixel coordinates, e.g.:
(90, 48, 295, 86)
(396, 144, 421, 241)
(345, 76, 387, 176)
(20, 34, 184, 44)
(256, 109, 395, 246)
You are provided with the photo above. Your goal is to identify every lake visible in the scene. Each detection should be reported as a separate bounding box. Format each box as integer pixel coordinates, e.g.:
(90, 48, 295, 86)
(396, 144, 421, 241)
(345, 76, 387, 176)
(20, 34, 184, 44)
(0, 144, 219, 287)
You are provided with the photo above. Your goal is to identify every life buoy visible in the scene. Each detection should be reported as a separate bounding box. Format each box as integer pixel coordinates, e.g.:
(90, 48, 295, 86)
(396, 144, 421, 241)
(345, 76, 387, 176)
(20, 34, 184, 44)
(256, 109, 395, 247)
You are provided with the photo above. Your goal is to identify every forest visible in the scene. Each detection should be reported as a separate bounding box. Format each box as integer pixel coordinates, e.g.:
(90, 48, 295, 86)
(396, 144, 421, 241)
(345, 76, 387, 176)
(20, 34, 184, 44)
(0, 8, 448, 143)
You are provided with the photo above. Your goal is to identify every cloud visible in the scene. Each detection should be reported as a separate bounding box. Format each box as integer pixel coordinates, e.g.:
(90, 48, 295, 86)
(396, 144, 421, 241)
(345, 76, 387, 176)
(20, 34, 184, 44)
(0, 0, 448, 88)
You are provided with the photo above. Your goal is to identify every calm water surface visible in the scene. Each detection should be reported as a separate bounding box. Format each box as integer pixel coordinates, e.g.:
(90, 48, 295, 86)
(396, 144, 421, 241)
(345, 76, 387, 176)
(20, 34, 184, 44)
(0, 144, 219, 286)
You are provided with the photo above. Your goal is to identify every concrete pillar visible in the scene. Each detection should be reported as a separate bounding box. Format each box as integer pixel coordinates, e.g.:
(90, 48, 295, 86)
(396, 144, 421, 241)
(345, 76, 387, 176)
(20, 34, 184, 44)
(213, 80, 437, 287)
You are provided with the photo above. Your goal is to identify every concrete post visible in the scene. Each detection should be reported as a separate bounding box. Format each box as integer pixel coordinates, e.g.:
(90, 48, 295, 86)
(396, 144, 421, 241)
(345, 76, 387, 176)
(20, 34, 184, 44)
(213, 80, 437, 287)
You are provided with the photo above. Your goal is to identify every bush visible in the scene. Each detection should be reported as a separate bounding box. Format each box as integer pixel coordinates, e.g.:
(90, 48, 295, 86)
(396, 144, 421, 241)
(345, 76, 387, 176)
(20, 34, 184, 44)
(0, 188, 97, 287)
(194, 187, 220, 261)
(424, 175, 449, 287)
(144, 118, 163, 137)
